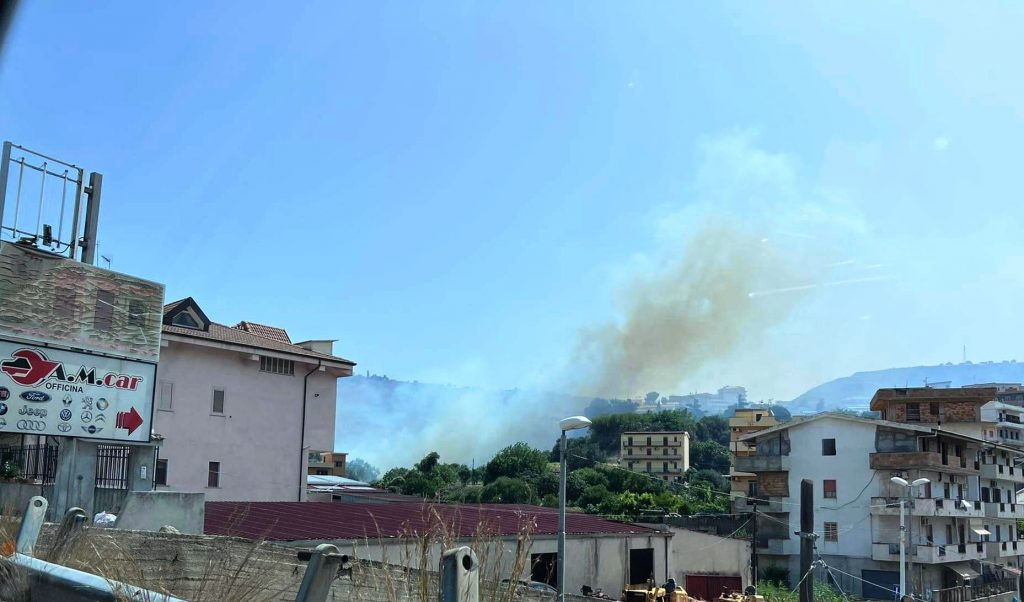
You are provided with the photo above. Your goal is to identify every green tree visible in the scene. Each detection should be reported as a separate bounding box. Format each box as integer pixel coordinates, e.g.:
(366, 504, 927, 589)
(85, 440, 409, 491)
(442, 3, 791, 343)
(549, 435, 606, 472)
(686, 468, 728, 492)
(481, 477, 536, 504)
(690, 440, 730, 474)
(579, 485, 611, 509)
(694, 415, 730, 446)
(415, 452, 441, 474)
(484, 443, 549, 484)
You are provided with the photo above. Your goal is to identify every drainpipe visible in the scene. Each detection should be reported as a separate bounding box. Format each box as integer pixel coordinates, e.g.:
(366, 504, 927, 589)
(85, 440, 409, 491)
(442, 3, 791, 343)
(299, 360, 322, 501)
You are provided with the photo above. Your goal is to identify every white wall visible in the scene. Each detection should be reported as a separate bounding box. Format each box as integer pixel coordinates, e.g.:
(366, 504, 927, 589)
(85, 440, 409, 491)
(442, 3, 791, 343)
(322, 533, 671, 596)
(664, 527, 750, 587)
(783, 418, 879, 560)
(153, 338, 340, 501)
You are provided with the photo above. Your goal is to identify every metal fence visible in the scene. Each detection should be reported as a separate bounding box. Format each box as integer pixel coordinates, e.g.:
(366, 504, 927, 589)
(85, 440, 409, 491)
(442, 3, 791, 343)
(94, 444, 130, 514)
(932, 578, 1018, 602)
(0, 444, 58, 483)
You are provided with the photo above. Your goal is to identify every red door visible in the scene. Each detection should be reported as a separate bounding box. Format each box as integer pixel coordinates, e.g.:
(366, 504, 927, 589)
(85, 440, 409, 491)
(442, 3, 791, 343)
(685, 575, 743, 601)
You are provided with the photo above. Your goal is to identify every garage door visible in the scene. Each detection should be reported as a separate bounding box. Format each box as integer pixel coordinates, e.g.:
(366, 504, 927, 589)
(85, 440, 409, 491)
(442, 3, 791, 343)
(685, 575, 742, 601)
(861, 569, 900, 600)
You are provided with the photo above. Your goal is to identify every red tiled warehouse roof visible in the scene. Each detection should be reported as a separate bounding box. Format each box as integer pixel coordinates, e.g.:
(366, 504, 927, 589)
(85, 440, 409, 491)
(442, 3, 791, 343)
(204, 502, 662, 542)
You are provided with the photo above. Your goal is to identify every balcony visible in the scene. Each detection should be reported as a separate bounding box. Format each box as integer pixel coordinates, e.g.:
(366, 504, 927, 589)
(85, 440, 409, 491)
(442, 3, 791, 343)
(870, 452, 978, 475)
(871, 497, 984, 518)
(735, 456, 790, 472)
(998, 540, 1023, 558)
(874, 542, 986, 563)
(985, 502, 1024, 519)
(980, 462, 1024, 483)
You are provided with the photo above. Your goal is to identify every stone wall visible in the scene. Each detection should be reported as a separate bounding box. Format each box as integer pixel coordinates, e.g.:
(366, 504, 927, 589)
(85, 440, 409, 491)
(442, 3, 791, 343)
(758, 472, 789, 497)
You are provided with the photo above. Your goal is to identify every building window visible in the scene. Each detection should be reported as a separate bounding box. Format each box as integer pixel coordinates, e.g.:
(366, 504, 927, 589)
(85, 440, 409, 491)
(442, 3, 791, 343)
(906, 403, 921, 422)
(158, 381, 173, 410)
(94, 290, 115, 331)
(755, 413, 763, 422)
(646, 462, 652, 472)
(212, 388, 225, 414)
(824, 479, 837, 499)
(55, 287, 77, 318)
(824, 522, 838, 542)
(663, 436, 669, 446)
(155, 459, 168, 486)
(172, 312, 200, 328)
(647, 437, 652, 446)
(334, 460, 344, 468)
(127, 299, 147, 328)
(628, 437, 633, 446)
(208, 462, 221, 488)
(748, 481, 759, 496)
(663, 448, 668, 456)
(260, 356, 295, 376)
(930, 402, 940, 416)
(663, 462, 669, 472)
(822, 439, 837, 456)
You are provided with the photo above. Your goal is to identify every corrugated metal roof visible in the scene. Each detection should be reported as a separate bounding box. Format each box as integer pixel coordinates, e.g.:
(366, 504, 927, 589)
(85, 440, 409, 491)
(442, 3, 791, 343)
(204, 502, 662, 541)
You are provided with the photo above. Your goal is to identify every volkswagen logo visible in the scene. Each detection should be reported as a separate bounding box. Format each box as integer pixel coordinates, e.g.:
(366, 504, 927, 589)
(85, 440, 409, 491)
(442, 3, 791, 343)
(59, 409, 72, 421)
(57, 423, 71, 432)
(16, 420, 45, 431)
(20, 391, 50, 403)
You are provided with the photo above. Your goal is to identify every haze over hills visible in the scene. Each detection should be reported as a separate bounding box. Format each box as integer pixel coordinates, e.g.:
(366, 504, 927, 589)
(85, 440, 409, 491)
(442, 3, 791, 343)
(336, 360, 1024, 468)
(785, 360, 1024, 413)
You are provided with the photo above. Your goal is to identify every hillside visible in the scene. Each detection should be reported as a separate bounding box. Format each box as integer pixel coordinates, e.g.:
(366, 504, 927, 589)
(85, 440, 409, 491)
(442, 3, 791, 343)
(787, 360, 1024, 412)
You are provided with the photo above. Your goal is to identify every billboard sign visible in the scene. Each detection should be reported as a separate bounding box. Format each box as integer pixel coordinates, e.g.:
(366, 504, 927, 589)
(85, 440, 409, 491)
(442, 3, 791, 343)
(0, 242, 164, 362)
(0, 340, 155, 442)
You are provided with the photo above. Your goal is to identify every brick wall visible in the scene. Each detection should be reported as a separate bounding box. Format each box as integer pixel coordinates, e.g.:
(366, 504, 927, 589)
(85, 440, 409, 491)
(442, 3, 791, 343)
(884, 401, 980, 424)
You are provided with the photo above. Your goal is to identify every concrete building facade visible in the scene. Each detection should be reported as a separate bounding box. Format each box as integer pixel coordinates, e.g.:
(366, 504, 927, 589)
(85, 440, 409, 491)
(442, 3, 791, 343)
(737, 390, 1023, 602)
(729, 406, 779, 513)
(308, 451, 348, 477)
(154, 298, 354, 501)
(620, 431, 690, 482)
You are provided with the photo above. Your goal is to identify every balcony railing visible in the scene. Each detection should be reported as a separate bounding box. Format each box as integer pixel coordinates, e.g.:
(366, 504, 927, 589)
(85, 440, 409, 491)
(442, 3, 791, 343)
(985, 502, 1024, 519)
(871, 497, 984, 518)
(734, 456, 790, 472)
(980, 462, 1024, 483)
(932, 578, 1018, 602)
(870, 452, 978, 474)
(873, 542, 986, 563)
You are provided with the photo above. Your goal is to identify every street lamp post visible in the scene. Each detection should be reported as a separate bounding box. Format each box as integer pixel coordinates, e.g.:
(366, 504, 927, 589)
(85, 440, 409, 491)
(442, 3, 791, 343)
(890, 476, 930, 600)
(558, 415, 592, 602)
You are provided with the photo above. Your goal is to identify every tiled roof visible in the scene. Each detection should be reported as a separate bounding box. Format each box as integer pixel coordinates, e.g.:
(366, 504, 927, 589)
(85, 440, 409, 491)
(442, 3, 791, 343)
(233, 321, 291, 343)
(204, 502, 662, 542)
(161, 298, 353, 366)
(163, 323, 354, 366)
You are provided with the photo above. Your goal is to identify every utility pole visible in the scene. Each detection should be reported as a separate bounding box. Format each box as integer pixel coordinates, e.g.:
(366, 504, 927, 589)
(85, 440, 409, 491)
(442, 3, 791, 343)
(750, 498, 759, 587)
(898, 499, 906, 600)
(799, 479, 814, 602)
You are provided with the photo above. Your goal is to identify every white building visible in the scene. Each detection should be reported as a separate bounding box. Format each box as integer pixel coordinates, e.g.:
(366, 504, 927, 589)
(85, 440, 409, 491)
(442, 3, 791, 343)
(155, 298, 354, 501)
(738, 405, 1023, 602)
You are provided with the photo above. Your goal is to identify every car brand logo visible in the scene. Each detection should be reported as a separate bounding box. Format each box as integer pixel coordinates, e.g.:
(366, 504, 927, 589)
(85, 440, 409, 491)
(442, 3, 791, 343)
(62, 394, 73, 406)
(81, 411, 93, 423)
(0, 418, 6, 428)
(57, 423, 72, 432)
(96, 398, 109, 411)
(16, 420, 46, 431)
(94, 414, 106, 423)
(59, 409, 72, 421)
(1, 349, 59, 387)
(82, 425, 102, 435)
(81, 396, 93, 410)
(0, 387, 9, 401)
(20, 391, 50, 403)
(0, 403, 6, 416)
(18, 406, 46, 417)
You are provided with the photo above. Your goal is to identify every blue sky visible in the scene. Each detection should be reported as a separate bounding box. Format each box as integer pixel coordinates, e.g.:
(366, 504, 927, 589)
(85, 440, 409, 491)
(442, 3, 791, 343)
(2, 3, 1023, 401)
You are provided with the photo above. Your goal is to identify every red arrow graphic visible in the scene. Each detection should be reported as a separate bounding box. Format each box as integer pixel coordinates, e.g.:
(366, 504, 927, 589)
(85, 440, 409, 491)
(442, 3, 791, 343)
(116, 407, 144, 435)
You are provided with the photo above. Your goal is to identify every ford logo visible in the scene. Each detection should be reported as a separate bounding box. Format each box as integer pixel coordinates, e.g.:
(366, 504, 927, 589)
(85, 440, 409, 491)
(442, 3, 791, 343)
(20, 391, 50, 403)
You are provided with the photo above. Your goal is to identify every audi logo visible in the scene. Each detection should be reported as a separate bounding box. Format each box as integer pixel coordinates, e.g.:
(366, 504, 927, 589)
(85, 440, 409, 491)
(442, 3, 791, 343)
(16, 420, 46, 431)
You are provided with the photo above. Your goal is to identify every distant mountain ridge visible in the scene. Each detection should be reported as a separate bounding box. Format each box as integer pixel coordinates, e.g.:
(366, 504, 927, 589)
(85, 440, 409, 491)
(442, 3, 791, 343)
(787, 360, 1024, 412)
